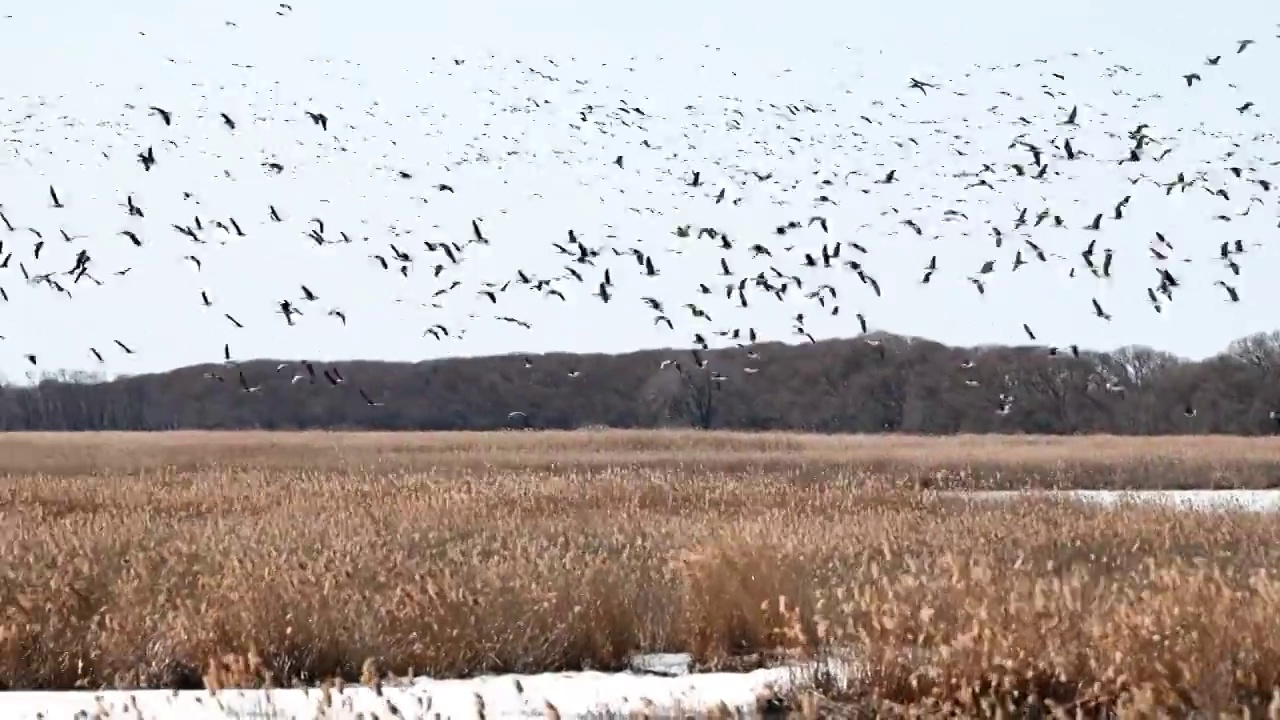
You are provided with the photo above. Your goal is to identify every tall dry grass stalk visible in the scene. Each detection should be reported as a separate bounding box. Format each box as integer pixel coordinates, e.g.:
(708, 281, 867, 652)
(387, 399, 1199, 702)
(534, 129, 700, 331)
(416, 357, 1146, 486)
(0, 431, 1277, 716)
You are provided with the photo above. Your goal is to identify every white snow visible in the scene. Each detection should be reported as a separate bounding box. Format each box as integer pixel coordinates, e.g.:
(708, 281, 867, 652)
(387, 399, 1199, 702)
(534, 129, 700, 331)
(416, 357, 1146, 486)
(0, 663, 808, 719)
(958, 488, 1280, 511)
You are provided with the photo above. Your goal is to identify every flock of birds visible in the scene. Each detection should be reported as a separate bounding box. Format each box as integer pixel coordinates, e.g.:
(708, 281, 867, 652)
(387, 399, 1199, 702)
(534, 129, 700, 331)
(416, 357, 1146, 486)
(2, 10, 1280, 422)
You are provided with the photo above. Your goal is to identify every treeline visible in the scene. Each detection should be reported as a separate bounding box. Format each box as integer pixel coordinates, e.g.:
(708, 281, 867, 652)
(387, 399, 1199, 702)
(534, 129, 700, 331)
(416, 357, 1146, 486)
(5, 330, 1280, 434)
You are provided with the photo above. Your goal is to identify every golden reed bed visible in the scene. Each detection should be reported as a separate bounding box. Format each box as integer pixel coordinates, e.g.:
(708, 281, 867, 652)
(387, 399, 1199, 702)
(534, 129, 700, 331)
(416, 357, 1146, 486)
(0, 431, 1278, 717)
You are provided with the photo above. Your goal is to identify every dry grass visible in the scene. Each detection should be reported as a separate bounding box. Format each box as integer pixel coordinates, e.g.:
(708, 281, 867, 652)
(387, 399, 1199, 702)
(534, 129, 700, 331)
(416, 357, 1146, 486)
(0, 430, 1278, 716)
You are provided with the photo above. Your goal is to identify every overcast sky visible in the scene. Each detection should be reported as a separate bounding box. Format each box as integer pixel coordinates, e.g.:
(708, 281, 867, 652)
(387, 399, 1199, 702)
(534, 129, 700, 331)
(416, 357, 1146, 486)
(0, 0, 1276, 382)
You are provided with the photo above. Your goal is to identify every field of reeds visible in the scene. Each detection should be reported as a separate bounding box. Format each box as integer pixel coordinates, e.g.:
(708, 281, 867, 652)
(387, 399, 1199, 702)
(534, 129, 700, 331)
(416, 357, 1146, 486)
(2, 430, 1279, 716)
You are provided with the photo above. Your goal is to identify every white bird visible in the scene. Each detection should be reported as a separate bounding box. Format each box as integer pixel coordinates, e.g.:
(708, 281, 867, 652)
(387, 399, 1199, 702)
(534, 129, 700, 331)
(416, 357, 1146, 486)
(996, 394, 1014, 415)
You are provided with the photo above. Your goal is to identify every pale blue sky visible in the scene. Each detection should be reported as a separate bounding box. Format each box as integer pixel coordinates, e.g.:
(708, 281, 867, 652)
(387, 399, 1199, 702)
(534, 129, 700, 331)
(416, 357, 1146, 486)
(0, 1, 1277, 381)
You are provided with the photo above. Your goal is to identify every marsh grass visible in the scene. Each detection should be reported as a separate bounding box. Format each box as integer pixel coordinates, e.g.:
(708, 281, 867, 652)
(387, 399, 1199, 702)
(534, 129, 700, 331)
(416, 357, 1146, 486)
(0, 430, 1278, 716)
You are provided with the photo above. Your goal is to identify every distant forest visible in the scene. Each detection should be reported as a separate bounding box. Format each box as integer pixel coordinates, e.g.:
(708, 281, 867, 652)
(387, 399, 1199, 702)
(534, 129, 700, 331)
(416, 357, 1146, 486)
(5, 330, 1280, 434)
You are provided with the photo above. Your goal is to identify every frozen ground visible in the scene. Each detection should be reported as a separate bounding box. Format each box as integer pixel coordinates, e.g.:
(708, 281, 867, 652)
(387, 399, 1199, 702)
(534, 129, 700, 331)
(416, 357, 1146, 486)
(960, 488, 1280, 511)
(1, 488, 1270, 719)
(0, 659, 812, 719)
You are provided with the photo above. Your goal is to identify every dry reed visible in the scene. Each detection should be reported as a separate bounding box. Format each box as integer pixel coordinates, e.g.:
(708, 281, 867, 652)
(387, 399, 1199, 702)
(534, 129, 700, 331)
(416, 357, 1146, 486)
(0, 430, 1276, 716)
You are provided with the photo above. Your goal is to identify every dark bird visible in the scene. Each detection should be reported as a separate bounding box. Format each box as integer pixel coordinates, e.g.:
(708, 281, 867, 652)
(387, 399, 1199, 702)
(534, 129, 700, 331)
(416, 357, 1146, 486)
(278, 299, 302, 325)
(305, 111, 329, 130)
(908, 77, 937, 94)
(137, 146, 156, 171)
(238, 371, 261, 393)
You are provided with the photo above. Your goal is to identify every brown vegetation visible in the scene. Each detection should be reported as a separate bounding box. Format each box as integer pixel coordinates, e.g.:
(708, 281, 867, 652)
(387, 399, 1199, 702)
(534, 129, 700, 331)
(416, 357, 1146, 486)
(10, 329, 1280, 434)
(1, 431, 1278, 716)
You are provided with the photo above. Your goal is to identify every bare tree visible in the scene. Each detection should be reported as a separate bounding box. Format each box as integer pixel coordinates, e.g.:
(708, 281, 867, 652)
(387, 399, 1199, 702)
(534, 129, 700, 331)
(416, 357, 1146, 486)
(1, 330, 1280, 434)
(1110, 345, 1181, 387)
(638, 363, 720, 429)
(676, 367, 720, 429)
(1226, 331, 1280, 373)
